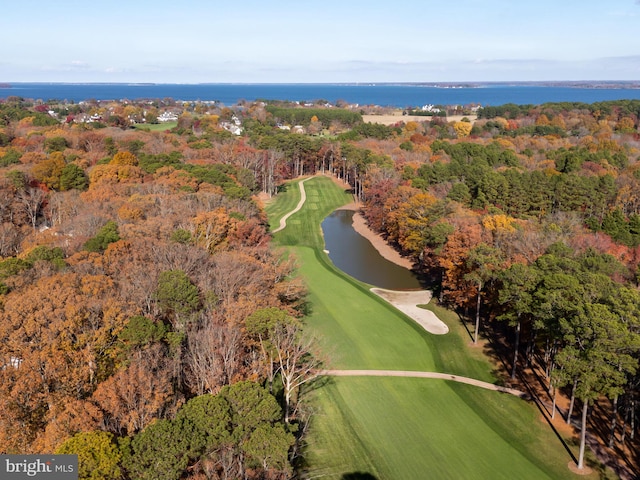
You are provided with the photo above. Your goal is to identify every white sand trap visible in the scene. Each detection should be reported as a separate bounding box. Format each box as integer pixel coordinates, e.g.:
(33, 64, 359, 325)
(371, 288, 449, 335)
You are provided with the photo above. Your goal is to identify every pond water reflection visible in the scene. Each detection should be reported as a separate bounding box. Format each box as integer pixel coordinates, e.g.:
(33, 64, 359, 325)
(321, 210, 422, 290)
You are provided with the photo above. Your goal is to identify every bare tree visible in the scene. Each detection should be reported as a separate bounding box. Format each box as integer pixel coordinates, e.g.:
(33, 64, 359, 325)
(186, 323, 225, 395)
(77, 131, 105, 153)
(271, 322, 322, 424)
(0, 223, 21, 257)
(185, 318, 242, 395)
(19, 187, 46, 231)
(0, 183, 15, 224)
(262, 150, 283, 197)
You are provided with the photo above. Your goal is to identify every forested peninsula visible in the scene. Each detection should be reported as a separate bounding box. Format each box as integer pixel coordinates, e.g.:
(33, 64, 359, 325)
(0, 95, 639, 478)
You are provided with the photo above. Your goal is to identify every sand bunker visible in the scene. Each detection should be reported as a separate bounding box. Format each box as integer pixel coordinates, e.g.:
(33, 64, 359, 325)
(371, 288, 449, 335)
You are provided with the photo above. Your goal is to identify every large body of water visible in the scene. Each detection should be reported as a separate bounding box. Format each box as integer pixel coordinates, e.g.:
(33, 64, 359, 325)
(322, 210, 422, 290)
(3, 82, 640, 107)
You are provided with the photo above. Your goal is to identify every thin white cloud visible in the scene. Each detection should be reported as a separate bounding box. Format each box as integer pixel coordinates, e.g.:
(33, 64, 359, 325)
(69, 60, 90, 70)
(39, 61, 93, 73)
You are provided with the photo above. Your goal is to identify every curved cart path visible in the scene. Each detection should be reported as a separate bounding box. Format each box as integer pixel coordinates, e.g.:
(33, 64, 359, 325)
(322, 369, 527, 398)
(271, 177, 311, 233)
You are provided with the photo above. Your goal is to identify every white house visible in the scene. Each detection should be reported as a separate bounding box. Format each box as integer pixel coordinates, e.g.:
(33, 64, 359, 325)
(158, 111, 179, 122)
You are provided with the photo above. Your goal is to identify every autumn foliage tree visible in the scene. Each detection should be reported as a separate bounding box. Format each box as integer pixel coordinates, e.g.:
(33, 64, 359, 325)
(32, 152, 66, 189)
(0, 272, 132, 452)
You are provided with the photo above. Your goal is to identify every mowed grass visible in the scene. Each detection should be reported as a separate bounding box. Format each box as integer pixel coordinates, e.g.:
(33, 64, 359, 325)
(265, 176, 592, 479)
(133, 121, 177, 131)
(307, 377, 573, 480)
(267, 176, 353, 248)
(293, 246, 436, 371)
(265, 182, 303, 232)
(294, 247, 578, 478)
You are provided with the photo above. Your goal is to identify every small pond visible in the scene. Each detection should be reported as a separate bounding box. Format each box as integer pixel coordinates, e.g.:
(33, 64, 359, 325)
(321, 210, 423, 290)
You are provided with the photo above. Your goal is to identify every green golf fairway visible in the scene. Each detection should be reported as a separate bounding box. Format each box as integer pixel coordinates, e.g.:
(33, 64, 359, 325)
(294, 245, 436, 371)
(265, 176, 590, 480)
(306, 377, 564, 480)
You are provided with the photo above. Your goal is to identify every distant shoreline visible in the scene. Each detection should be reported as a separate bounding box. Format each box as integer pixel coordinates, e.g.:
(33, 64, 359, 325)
(4, 82, 640, 107)
(2, 80, 640, 89)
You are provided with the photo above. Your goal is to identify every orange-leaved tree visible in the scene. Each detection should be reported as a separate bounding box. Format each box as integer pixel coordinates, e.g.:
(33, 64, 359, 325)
(0, 272, 131, 452)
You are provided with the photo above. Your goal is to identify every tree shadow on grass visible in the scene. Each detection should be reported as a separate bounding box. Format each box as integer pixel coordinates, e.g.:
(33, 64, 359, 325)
(304, 374, 332, 397)
(588, 399, 639, 479)
(476, 320, 585, 472)
(455, 309, 474, 343)
(277, 183, 291, 194)
(296, 299, 314, 317)
(341, 473, 378, 480)
(518, 370, 579, 467)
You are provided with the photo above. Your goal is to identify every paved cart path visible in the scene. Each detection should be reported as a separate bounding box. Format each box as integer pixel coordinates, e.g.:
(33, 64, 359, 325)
(322, 369, 527, 397)
(272, 177, 311, 233)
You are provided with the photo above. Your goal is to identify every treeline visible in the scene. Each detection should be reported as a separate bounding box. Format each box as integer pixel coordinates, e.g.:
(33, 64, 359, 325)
(478, 99, 640, 120)
(410, 141, 625, 221)
(0, 100, 59, 127)
(264, 105, 362, 127)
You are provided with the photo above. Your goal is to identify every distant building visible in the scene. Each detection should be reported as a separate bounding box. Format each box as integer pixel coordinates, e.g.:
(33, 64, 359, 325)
(220, 118, 243, 135)
(158, 111, 179, 122)
(74, 113, 103, 123)
(421, 104, 441, 113)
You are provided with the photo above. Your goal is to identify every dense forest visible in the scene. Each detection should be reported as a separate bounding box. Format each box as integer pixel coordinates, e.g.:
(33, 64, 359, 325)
(1, 95, 640, 477)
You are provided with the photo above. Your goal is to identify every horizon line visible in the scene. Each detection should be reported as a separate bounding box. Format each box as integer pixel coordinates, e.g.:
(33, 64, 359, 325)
(2, 80, 640, 86)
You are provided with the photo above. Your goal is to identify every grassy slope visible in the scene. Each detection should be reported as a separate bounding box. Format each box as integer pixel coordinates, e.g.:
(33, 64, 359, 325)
(266, 176, 591, 480)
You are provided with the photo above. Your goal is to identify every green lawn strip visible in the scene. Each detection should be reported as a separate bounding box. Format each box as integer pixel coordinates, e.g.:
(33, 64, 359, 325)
(305, 377, 580, 480)
(445, 381, 593, 480)
(302, 378, 381, 479)
(133, 121, 177, 131)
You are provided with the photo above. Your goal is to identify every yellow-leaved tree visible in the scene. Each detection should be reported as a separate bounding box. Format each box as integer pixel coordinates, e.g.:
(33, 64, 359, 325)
(110, 151, 138, 166)
(482, 213, 516, 234)
(453, 120, 473, 138)
(32, 152, 66, 190)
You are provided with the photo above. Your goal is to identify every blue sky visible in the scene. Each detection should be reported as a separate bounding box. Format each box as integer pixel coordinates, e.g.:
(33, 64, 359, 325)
(2, 0, 640, 83)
